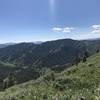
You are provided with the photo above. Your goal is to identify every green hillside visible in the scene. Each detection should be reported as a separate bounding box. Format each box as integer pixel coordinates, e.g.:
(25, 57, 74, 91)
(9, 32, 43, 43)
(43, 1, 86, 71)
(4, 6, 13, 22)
(0, 39, 100, 68)
(0, 61, 40, 85)
(0, 39, 100, 85)
(0, 61, 17, 78)
(0, 53, 100, 100)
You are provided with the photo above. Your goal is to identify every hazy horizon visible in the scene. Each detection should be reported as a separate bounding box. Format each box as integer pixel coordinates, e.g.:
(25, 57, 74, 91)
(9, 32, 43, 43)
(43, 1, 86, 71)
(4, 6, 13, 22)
(0, 37, 100, 44)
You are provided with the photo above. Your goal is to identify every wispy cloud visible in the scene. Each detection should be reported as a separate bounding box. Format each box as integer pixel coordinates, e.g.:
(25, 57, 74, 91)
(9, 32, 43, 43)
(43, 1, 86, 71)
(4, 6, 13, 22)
(53, 27, 62, 32)
(91, 25, 100, 33)
(53, 27, 74, 33)
(63, 27, 74, 33)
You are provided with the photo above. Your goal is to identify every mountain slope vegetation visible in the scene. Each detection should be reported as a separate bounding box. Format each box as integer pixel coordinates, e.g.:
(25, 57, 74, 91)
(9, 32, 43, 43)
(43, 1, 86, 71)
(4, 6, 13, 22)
(0, 39, 100, 84)
(0, 53, 100, 100)
(0, 39, 100, 68)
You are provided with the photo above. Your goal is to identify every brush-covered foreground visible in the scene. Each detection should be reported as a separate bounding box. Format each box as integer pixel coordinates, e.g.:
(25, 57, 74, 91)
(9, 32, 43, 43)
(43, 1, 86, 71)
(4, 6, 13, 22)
(0, 53, 100, 100)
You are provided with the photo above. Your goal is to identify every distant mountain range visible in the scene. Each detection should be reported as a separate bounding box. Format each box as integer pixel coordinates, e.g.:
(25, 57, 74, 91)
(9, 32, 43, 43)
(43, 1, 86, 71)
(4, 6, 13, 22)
(0, 43, 16, 48)
(0, 39, 100, 67)
(0, 38, 100, 83)
(0, 41, 42, 49)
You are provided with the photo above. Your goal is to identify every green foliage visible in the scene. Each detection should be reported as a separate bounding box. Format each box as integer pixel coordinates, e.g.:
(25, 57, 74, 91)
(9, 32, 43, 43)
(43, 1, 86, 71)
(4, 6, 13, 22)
(43, 72, 55, 82)
(0, 39, 100, 87)
(0, 39, 100, 69)
(3, 72, 16, 89)
(0, 53, 100, 99)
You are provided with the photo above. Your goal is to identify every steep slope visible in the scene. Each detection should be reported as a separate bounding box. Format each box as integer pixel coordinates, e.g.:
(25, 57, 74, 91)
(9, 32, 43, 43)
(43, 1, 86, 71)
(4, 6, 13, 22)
(0, 44, 7, 48)
(0, 61, 17, 79)
(0, 39, 100, 68)
(0, 43, 15, 48)
(0, 39, 100, 84)
(0, 61, 40, 84)
(0, 53, 100, 100)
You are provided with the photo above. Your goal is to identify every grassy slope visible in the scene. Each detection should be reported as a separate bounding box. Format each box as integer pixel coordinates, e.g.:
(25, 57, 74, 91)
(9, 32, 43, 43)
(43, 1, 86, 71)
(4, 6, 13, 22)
(0, 53, 100, 100)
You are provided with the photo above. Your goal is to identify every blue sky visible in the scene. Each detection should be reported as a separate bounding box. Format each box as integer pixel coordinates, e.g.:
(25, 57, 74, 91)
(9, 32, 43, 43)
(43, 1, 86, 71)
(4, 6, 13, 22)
(0, 0, 100, 43)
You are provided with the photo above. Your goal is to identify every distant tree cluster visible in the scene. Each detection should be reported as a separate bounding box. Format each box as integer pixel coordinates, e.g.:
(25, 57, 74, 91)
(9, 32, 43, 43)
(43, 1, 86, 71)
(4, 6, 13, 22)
(74, 53, 81, 66)
(74, 50, 90, 66)
(3, 72, 16, 89)
(96, 49, 99, 53)
(82, 51, 89, 63)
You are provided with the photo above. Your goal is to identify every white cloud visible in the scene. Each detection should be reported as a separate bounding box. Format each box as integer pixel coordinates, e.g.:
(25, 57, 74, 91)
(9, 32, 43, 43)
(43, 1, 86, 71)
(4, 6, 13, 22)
(91, 25, 100, 33)
(92, 30, 100, 34)
(92, 25, 100, 29)
(53, 27, 62, 32)
(63, 27, 74, 33)
(53, 27, 74, 33)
